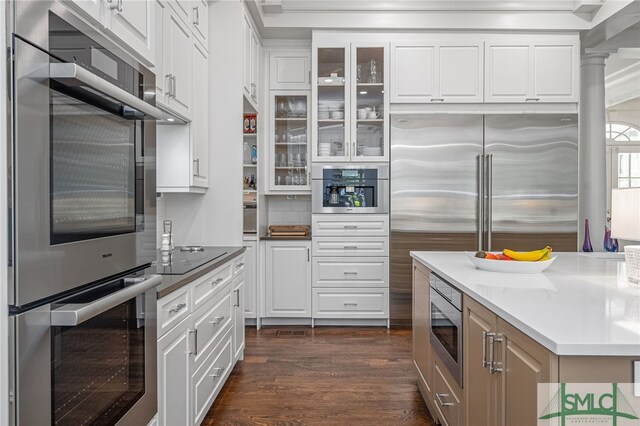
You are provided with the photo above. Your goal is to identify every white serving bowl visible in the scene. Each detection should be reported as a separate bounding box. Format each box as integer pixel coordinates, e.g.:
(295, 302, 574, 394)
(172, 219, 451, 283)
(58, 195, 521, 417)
(465, 252, 557, 274)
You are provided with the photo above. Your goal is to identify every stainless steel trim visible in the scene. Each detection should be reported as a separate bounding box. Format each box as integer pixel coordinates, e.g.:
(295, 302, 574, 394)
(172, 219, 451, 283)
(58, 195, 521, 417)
(311, 163, 390, 179)
(165, 73, 172, 96)
(488, 333, 496, 374)
(429, 286, 463, 386)
(482, 330, 488, 368)
(49, 63, 165, 120)
(435, 393, 454, 407)
(311, 179, 389, 214)
(234, 289, 240, 307)
(486, 154, 493, 251)
(476, 154, 484, 251)
(525, 98, 540, 101)
(188, 329, 198, 355)
(172, 75, 177, 98)
(51, 275, 161, 326)
(209, 316, 225, 325)
(492, 334, 503, 374)
(209, 366, 225, 378)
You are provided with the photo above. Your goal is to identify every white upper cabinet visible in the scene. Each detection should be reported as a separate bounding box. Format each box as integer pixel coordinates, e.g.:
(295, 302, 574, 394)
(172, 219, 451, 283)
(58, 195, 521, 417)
(66, 0, 154, 66)
(390, 44, 435, 103)
(243, 14, 261, 109)
(162, 9, 192, 118)
(485, 36, 579, 103)
(269, 50, 311, 90)
(191, 38, 210, 189)
(192, 0, 209, 48)
(104, 0, 154, 64)
(165, 0, 191, 27)
(390, 42, 483, 103)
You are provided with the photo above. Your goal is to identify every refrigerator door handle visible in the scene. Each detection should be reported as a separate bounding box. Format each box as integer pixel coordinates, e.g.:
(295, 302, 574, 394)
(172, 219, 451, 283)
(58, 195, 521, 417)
(477, 154, 484, 251)
(486, 154, 493, 251)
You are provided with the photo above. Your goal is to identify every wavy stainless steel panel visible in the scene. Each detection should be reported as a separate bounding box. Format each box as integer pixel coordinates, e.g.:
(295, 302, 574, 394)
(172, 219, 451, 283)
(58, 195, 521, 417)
(484, 114, 578, 234)
(390, 115, 484, 233)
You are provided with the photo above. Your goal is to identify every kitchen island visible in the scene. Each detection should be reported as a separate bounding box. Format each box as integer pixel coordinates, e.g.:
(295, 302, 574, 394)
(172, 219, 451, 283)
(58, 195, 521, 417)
(410, 252, 640, 426)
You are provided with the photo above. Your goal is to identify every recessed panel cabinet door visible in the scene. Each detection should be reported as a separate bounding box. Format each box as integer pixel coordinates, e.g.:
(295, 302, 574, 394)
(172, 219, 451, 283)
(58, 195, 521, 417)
(164, 10, 192, 118)
(232, 275, 246, 361)
(106, 0, 154, 65)
(191, 39, 209, 188)
(192, 0, 209, 48)
(533, 44, 577, 102)
(158, 317, 191, 426)
(265, 242, 312, 317)
(413, 263, 432, 391)
(438, 44, 483, 102)
(496, 318, 558, 426)
(485, 44, 530, 102)
(390, 44, 435, 103)
(464, 295, 498, 426)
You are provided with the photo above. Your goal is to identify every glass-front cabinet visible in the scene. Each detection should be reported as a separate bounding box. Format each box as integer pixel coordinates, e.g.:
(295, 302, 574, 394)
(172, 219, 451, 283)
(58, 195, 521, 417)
(313, 42, 388, 162)
(270, 91, 311, 191)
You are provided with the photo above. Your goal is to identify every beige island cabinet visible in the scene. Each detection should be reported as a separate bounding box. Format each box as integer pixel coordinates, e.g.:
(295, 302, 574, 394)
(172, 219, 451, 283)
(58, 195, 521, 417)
(412, 252, 640, 426)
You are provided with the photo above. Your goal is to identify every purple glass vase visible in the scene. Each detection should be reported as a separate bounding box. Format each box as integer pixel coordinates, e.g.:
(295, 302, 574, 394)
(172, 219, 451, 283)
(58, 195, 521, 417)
(604, 226, 614, 252)
(582, 219, 593, 252)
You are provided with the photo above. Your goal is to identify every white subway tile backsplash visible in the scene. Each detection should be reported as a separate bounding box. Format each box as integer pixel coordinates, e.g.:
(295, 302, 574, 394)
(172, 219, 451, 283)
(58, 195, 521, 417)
(267, 195, 311, 226)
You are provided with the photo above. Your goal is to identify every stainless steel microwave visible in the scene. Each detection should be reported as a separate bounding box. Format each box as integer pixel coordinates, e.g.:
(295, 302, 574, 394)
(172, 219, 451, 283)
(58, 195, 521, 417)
(312, 164, 389, 214)
(10, 3, 165, 309)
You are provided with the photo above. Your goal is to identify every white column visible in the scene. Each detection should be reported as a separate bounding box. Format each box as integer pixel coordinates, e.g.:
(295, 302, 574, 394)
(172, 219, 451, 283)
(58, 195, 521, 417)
(579, 51, 612, 251)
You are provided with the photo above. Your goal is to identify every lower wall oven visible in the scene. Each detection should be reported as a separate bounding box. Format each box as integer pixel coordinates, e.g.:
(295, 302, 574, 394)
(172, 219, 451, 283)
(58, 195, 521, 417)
(429, 273, 463, 387)
(12, 273, 160, 426)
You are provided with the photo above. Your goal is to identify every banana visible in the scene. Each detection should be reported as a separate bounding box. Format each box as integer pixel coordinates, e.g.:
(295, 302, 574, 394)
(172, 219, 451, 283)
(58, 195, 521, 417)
(503, 246, 552, 262)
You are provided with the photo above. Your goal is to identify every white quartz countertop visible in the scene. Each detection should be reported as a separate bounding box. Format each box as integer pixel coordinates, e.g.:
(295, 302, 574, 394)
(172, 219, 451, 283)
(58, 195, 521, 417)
(410, 252, 640, 356)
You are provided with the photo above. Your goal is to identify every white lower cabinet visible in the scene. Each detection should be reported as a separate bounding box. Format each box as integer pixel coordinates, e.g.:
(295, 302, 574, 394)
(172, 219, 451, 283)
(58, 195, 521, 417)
(243, 240, 257, 319)
(312, 256, 389, 288)
(157, 253, 245, 426)
(265, 241, 312, 318)
(312, 288, 389, 319)
(232, 274, 246, 361)
(158, 316, 191, 426)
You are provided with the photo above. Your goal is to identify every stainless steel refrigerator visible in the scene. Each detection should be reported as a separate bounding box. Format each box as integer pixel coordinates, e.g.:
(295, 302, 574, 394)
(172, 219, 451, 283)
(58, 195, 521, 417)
(390, 114, 578, 326)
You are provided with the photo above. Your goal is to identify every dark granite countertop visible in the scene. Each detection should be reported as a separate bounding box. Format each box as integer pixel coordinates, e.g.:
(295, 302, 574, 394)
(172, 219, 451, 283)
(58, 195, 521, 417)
(260, 234, 312, 241)
(156, 246, 245, 299)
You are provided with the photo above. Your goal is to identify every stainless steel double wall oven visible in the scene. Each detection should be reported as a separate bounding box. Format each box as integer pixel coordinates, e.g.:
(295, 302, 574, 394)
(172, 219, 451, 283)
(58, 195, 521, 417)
(8, 2, 163, 425)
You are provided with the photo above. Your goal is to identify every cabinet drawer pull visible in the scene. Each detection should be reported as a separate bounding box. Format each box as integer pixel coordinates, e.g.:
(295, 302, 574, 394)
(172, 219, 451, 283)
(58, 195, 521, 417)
(344, 225, 358, 230)
(435, 393, 454, 407)
(525, 98, 540, 102)
(343, 271, 358, 275)
(209, 316, 225, 325)
(489, 334, 504, 374)
(209, 366, 226, 378)
(343, 302, 358, 306)
(234, 289, 240, 307)
(169, 303, 187, 314)
(482, 331, 489, 368)
(165, 74, 172, 96)
(343, 246, 358, 250)
(188, 329, 198, 355)
(236, 262, 245, 268)
(210, 277, 224, 286)
(193, 6, 200, 26)
(430, 98, 445, 102)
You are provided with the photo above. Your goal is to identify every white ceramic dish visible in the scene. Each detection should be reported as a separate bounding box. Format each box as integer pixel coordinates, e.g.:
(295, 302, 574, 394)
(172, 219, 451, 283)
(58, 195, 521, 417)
(465, 252, 557, 274)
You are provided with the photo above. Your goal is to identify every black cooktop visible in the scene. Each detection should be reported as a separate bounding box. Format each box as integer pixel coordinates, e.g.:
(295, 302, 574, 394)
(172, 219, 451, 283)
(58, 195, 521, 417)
(157, 247, 228, 275)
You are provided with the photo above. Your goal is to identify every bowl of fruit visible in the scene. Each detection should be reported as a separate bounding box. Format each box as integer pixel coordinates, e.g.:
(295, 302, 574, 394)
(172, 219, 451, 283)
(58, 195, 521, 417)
(465, 246, 556, 274)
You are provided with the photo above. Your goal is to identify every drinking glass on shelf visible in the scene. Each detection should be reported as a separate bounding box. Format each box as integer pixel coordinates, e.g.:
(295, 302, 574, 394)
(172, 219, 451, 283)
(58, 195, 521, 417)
(279, 153, 286, 167)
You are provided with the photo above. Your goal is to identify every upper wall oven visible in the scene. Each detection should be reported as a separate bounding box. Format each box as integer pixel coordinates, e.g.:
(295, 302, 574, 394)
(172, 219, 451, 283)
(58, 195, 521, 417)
(11, 6, 164, 309)
(312, 164, 389, 214)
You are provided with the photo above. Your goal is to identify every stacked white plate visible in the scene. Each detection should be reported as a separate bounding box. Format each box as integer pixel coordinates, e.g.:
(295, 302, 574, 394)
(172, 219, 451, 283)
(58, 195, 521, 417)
(318, 142, 331, 156)
(361, 146, 383, 156)
(318, 104, 330, 120)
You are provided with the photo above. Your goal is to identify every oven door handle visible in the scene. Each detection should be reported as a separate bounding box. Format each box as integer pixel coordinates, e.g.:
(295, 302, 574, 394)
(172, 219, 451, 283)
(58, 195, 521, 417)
(49, 63, 174, 122)
(51, 275, 162, 326)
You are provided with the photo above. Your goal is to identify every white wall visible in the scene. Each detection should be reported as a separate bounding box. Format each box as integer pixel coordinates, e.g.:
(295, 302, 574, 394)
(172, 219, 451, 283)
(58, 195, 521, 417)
(157, 1, 244, 248)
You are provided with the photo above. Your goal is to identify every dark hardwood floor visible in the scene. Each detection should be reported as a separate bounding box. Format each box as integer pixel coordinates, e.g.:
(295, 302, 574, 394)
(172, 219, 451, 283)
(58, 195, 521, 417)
(203, 327, 435, 426)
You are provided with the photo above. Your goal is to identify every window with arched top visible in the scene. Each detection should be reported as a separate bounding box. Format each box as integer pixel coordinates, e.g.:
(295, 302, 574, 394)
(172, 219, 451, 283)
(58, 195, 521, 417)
(606, 122, 640, 223)
(606, 122, 640, 189)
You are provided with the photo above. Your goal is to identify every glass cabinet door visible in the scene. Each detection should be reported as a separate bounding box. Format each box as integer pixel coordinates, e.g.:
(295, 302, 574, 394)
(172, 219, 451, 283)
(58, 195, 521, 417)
(352, 45, 386, 161)
(315, 46, 349, 161)
(272, 92, 310, 189)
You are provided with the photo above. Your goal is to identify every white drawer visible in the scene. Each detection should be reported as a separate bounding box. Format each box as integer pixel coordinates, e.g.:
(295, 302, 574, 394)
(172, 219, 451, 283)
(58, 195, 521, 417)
(158, 285, 191, 337)
(313, 257, 389, 288)
(192, 285, 232, 371)
(312, 214, 389, 237)
(233, 254, 246, 277)
(193, 262, 233, 310)
(191, 327, 233, 426)
(313, 237, 389, 257)
(312, 288, 389, 319)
